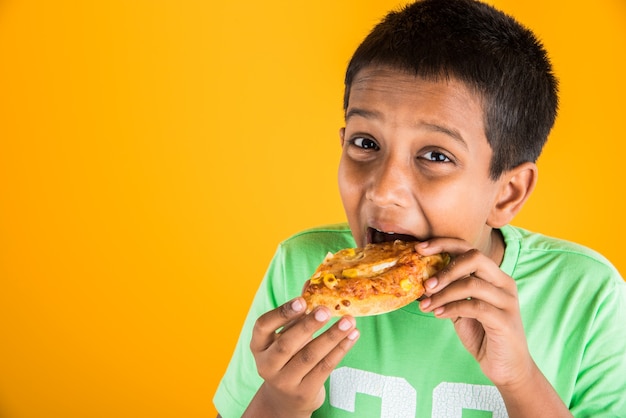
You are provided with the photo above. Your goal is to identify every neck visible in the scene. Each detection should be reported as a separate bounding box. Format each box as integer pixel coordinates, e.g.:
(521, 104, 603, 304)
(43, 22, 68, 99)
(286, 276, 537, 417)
(487, 228, 506, 266)
(488, 228, 506, 266)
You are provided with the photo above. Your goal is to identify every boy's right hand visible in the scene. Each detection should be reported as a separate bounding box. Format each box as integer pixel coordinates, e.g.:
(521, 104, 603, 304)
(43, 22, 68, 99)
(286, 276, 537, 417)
(244, 297, 360, 418)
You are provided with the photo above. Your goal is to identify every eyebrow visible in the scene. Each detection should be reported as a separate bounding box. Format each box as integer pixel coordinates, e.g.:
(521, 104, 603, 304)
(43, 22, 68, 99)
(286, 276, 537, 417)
(422, 123, 469, 150)
(345, 107, 382, 121)
(345, 106, 469, 150)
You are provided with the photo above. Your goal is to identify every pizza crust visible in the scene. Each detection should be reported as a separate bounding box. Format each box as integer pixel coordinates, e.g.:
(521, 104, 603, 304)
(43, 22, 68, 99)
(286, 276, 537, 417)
(302, 241, 449, 317)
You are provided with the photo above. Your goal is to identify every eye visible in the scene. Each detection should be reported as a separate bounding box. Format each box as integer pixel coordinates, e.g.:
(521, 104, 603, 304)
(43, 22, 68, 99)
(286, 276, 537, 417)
(421, 151, 451, 163)
(351, 137, 380, 151)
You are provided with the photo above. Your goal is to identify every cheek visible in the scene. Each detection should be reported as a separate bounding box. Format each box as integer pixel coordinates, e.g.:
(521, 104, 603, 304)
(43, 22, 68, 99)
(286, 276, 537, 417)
(422, 182, 494, 237)
(338, 158, 369, 219)
(338, 160, 360, 207)
(419, 182, 479, 224)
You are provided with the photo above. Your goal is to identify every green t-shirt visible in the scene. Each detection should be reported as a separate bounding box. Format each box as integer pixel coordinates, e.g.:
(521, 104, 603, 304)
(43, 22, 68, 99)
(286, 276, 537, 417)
(214, 224, 626, 417)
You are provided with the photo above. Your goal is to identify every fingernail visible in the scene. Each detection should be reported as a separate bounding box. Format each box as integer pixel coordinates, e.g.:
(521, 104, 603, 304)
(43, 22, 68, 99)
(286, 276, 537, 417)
(291, 299, 304, 312)
(338, 318, 352, 331)
(426, 278, 438, 289)
(314, 308, 330, 322)
(418, 242, 429, 248)
(434, 307, 445, 316)
(420, 298, 431, 309)
(347, 329, 360, 341)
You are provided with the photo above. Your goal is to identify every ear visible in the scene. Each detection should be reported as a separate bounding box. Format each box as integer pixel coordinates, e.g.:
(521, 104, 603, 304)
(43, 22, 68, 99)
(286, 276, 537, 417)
(487, 162, 538, 228)
(339, 127, 346, 146)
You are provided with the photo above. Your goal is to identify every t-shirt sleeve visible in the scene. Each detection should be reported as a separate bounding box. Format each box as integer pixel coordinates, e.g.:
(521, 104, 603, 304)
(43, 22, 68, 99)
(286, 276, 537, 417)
(212, 227, 352, 417)
(212, 244, 291, 418)
(569, 273, 626, 416)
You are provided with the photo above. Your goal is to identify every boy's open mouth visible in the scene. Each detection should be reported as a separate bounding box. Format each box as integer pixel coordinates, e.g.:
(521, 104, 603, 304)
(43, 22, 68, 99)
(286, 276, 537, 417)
(367, 227, 419, 244)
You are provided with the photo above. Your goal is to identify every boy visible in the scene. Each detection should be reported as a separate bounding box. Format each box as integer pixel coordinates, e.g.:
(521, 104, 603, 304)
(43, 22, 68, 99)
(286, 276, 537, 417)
(214, 0, 626, 416)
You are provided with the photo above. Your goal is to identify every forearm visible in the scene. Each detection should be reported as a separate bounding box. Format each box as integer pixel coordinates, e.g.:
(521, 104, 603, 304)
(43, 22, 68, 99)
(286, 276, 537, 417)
(499, 361, 572, 418)
(242, 383, 312, 418)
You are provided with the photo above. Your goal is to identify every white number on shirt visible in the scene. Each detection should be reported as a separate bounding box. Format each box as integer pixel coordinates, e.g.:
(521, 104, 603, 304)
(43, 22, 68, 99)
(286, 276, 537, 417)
(329, 367, 507, 417)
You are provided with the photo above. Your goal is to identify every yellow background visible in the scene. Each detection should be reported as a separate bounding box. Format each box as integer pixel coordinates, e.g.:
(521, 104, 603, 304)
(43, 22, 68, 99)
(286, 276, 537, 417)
(0, 1, 624, 417)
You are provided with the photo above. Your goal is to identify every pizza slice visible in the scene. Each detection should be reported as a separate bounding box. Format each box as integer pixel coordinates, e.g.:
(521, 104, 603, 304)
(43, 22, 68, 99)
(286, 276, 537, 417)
(302, 240, 449, 317)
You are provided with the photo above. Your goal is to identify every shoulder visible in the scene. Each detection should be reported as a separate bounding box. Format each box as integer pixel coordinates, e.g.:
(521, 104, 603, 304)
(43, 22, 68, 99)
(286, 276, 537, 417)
(501, 225, 623, 296)
(264, 223, 356, 289)
(278, 223, 356, 255)
(503, 226, 625, 347)
(501, 225, 623, 293)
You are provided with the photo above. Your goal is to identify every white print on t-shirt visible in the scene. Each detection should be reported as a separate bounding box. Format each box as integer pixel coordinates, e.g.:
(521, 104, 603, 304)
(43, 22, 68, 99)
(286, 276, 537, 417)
(329, 367, 416, 417)
(329, 367, 507, 417)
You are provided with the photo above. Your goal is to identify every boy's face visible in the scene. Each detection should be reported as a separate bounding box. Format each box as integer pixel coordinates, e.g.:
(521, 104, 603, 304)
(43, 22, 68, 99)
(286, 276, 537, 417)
(339, 67, 508, 260)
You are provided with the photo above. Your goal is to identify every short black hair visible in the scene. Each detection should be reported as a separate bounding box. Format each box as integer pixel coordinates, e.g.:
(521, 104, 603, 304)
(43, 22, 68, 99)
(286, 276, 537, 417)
(343, 0, 559, 179)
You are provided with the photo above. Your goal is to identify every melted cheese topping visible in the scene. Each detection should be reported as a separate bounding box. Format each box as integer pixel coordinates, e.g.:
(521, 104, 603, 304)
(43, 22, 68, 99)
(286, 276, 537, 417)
(302, 240, 450, 316)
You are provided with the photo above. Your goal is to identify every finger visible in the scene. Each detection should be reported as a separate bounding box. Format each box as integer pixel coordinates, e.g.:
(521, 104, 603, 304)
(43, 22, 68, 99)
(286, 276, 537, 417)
(422, 273, 515, 312)
(431, 297, 516, 335)
(254, 306, 333, 381)
(424, 249, 514, 296)
(250, 297, 307, 353)
(284, 316, 359, 383)
(302, 324, 360, 391)
(416, 238, 484, 294)
(267, 307, 335, 359)
(416, 237, 473, 256)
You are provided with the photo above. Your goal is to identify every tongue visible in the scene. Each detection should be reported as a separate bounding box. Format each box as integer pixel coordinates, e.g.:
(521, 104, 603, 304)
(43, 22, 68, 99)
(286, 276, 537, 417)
(371, 229, 418, 244)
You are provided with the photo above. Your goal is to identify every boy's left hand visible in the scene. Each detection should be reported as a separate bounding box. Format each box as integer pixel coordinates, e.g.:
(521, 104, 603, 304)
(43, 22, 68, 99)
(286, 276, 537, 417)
(417, 238, 533, 389)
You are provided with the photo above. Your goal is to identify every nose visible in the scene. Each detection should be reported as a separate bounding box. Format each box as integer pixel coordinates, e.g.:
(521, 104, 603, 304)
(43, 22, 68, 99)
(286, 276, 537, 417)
(365, 158, 413, 208)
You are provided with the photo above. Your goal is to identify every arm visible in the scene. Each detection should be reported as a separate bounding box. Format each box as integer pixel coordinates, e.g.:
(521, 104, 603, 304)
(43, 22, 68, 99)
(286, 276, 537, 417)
(243, 297, 359, 418)
(496, 365, 572, 418)
(418, 238, 572, 418)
